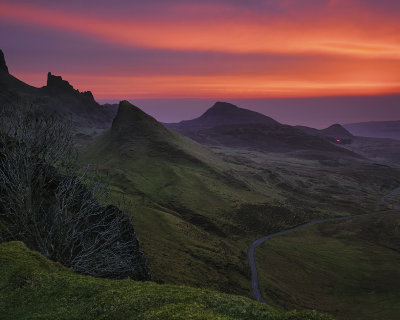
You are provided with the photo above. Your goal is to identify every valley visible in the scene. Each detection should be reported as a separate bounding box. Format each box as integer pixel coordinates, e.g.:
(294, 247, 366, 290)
(80, 101, 400, 305)
(1, 49, 399, 319)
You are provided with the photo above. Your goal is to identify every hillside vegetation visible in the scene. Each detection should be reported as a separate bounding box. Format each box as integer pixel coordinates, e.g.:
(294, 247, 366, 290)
(255, 212, 400, 320)
(80, 101, 400, 299)
(0, 241, 333, 320)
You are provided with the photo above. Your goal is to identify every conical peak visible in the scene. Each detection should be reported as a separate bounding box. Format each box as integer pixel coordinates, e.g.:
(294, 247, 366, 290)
(322, 123, 353, 138)
(194, 101, 279, 126)
(111, 100, 170, 139)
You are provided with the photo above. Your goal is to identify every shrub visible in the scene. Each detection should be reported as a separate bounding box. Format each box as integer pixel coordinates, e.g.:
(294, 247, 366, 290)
(0, 104, 150, 280)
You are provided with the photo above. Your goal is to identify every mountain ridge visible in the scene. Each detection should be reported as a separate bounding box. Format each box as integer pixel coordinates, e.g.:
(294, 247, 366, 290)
(0, 49, 117, 130)
(165, 102, 358, 157)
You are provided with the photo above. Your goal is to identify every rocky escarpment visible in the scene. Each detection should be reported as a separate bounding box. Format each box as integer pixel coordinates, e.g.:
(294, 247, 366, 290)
(0, 48, 117, 130)
(45, 72, 95, 102)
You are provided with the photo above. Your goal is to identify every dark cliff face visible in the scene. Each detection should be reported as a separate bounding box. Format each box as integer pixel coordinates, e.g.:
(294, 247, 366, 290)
(0, 51, 117, 130)
(46, 72, 75, 93)
(0, 50, 8, 73)
(45, 72, 95, 102)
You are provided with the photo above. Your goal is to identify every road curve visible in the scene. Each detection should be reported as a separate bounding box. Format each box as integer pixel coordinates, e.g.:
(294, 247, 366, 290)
(249, 187, 400, 304)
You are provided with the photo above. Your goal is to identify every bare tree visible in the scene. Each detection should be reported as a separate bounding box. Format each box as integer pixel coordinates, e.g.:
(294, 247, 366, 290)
(0, 104, 150, 280)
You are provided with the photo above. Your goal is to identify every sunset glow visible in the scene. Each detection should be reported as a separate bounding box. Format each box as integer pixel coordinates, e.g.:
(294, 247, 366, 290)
(1, 0, 400, 99)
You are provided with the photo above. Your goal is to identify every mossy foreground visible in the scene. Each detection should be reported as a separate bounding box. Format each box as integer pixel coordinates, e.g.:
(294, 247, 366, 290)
(0, 242, 332, 320)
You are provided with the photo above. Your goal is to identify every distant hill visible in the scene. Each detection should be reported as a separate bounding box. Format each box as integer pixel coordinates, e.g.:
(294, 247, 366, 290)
(0, 49, 117, 131)
(295, 123, 400, 167)
(295, 124, 353, 143)
(169, 101, 278, 128)
(320, 124, 353, 139)
(165, 102, 357, 157)
(343, 120, 400, 140)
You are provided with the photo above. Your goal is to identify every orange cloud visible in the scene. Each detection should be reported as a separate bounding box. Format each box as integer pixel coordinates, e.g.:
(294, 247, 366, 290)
(1, 2, 399, 58)
(16, 72, 400, 100)
(3, 1, 400, 98)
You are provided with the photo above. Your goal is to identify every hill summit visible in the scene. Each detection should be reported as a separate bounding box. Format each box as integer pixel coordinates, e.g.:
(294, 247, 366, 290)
(111, 100, 172, 141)
(321, 124, 353, 139)
(173, 101, 278, 128)
(295, 123, 354, 143)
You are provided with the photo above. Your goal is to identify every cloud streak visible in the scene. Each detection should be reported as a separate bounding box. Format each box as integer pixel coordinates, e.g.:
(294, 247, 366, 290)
(1, 0, 400, 99)
(1, 1, 399, 57)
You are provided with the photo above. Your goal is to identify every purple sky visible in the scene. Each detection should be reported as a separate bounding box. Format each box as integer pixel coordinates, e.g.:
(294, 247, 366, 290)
(1, 0, 399, 127)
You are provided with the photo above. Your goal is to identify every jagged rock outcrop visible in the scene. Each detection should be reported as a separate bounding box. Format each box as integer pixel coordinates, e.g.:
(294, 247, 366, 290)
(0, 51, 116, 130)
(45, 72, 95, 102)
(0, 50, 8, 73)
(46, 72, 75, 92)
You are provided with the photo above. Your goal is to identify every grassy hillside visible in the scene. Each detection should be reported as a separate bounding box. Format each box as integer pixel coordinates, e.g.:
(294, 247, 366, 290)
(0, 241, 333, 320)
(80, 101, 400, 301)
(79, 101, 268, 295)
(255, 212, 400, 320)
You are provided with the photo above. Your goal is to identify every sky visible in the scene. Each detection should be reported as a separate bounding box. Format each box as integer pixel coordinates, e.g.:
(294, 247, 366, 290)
(1, 0, 399, 127)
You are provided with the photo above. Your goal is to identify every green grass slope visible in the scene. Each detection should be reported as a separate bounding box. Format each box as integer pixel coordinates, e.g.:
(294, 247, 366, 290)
(80, 101, 400, 300)
(79, 101, 270, 295)
(255, 212, 400, 320)
(0, 241, 333, 320)
(80, 101, 263, 215)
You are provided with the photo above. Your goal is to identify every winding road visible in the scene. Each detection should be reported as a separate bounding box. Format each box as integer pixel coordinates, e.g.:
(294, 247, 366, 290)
(249, 187, 400, 304)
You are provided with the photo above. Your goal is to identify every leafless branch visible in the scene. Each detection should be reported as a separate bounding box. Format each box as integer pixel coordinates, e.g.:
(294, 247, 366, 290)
(0, 103, 150, 280)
